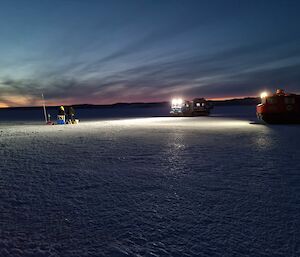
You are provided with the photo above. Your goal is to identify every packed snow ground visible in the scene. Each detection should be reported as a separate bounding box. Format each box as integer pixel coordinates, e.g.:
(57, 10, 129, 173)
(1, 107, 300, 257)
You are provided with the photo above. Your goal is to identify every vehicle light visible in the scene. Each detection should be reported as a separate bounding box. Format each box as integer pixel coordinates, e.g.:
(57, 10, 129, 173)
(171, 98, 183, 106)
(172, 98, 178, 105)
(260, 92, 268, 98)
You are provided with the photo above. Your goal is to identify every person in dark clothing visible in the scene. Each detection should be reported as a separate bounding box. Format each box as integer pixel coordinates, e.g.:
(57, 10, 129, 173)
(66, 106, 76, 122)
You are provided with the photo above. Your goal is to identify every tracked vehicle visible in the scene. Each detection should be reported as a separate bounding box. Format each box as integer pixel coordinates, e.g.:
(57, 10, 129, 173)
(257, 89, 300, 124)
(170, 98, 212, 116)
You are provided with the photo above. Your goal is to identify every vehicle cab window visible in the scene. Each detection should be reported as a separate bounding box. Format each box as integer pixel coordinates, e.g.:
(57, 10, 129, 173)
(284, 97, 295, 104)
(266, 97, 277, 104)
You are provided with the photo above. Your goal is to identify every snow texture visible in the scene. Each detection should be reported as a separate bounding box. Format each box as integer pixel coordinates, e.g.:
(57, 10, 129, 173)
(0, 106, 300, 257)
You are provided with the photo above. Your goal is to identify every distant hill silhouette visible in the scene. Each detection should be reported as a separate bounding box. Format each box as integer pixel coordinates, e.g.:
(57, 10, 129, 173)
(1, 97, 261, 110)
(209, 97, 260, 106)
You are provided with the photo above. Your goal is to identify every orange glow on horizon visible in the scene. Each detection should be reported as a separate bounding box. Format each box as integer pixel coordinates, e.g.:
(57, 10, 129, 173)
(0, 95, 36, 108)
(0, 103, 9, 108)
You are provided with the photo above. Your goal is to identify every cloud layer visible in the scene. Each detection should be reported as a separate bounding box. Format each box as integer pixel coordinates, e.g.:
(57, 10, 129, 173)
(0, 0, 300, 106)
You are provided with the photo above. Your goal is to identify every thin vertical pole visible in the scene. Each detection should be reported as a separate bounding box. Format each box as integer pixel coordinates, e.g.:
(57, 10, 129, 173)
(42, 93, 48, 123)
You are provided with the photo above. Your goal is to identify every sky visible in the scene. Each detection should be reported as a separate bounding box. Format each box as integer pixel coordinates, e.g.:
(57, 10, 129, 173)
(0, 0, 300, 107)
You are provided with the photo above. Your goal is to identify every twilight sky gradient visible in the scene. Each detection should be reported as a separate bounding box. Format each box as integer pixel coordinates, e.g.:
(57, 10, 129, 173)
(1, 0, 300, 107)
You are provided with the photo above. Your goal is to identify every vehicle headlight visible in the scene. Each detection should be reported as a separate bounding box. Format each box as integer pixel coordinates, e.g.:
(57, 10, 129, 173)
(260, 92, 268, 98)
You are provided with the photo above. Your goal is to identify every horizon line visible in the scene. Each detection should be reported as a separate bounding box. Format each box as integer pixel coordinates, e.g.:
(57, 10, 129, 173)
(0, 95, 260, 109)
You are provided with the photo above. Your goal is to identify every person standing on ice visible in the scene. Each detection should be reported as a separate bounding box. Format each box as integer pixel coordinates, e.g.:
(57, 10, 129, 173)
(57, 106, 66, 124)
(66, 106, 75, 122)
(58, 106, 65, 115)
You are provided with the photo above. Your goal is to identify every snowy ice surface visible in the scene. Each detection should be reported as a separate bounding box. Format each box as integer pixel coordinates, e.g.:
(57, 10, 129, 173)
(0, 106, 300, 257)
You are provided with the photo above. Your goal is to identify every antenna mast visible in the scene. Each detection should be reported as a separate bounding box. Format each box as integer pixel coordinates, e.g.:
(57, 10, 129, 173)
(41, 93, 48, 123)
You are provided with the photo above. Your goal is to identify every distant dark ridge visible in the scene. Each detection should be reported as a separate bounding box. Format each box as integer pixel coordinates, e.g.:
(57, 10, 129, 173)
(72, 102, 169, 109)
(209, 97, 260, 106)
(0, 102, 170, 110)
(0, 97, 260, 110)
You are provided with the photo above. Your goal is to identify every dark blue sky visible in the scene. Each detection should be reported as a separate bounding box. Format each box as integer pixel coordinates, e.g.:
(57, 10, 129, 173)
(0, 0, 300, 106)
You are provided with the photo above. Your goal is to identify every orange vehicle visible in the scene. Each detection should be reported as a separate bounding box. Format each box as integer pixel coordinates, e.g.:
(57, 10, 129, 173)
(257, 89, 300, 123)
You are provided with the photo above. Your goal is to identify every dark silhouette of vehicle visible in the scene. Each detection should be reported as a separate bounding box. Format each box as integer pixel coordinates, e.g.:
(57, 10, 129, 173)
(170, 98, 212, 116)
